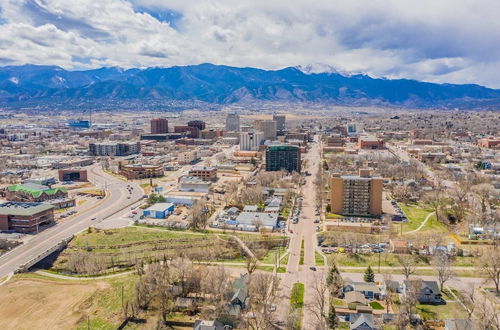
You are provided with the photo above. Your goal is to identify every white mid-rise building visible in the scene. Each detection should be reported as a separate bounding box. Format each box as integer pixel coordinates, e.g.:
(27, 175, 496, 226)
(240, 131, 264, 151)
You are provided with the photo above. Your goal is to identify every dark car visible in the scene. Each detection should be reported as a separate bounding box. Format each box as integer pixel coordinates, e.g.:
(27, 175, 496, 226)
(309, 266, 317, 271)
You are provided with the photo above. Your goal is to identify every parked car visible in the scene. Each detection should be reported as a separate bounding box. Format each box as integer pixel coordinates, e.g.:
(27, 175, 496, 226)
(309, 266, 317, 271)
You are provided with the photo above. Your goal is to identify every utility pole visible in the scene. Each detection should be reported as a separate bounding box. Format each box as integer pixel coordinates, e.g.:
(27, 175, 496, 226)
(378, 250, 381, 273)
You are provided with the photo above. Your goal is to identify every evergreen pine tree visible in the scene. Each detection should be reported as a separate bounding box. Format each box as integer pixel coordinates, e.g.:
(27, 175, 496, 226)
(327, 301, 338, 329)
(364, 265, 375, 282)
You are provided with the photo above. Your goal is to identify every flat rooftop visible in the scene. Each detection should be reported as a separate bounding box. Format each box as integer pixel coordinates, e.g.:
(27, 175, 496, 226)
(0, 201, 54, 216)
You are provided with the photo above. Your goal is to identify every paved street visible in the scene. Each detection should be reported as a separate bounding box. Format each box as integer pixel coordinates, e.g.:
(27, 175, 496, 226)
(277, 135, 321, 328)
(0, 164, 143, 279)
(276, 137, 493, 329)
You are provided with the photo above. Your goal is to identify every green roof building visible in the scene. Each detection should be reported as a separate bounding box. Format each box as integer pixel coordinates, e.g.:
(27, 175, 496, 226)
(6, 183, 68, 202)
(265, 144, 301, 173)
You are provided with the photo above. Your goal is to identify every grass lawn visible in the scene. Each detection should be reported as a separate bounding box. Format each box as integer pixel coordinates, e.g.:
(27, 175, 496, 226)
(332, 253, 404, 267)
(339, 268, 486, 278)
(81, 188, 104, 196)
(315, 251, 325, 266)
(280, 253, 289, 266)
(72, 226, 205, 247)
(291, 282, 305, 309)
(332, 298, 345, 307)
(257, 265, 286, 273)
(416, 302, 467, 320)
(337, 323, 350, 330)
(299, 239, 305, 265)
(369, 301, 384, 310)
(399, 203, 447, 233)
(260, 247, 287, 264)
(75, 274, 139, 329)
(331, 252, 475, 268)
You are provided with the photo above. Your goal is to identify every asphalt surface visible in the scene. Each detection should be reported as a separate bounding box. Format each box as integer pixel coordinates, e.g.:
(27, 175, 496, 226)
(277, 135, 321, 328)
(0, 164, 143, 279)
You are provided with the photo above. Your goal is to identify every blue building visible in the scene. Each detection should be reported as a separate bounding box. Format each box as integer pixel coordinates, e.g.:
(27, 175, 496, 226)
(143, 203, 174, 219)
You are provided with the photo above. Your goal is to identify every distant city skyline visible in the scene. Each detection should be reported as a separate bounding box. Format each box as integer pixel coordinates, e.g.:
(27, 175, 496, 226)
(1, 0, 500, 88)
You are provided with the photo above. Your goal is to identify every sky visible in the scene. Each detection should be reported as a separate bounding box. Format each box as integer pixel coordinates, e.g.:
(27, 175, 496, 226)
(1, 0, 500, 88)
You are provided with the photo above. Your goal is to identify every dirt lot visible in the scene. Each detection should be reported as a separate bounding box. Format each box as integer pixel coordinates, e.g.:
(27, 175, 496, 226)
(0, 277, 109, 329)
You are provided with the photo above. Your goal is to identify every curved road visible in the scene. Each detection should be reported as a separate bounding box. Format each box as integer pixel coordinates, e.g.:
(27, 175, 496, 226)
(0, 163, 143, 279)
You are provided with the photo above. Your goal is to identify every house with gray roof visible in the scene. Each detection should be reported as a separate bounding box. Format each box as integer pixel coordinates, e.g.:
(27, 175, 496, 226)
(350, 313, 375, 330)
(403, 280, 444, 305)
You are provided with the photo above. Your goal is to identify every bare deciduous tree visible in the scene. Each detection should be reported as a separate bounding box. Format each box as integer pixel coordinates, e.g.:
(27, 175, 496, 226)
(422, 189, 446, 224)
(432, 254, 454, 292)
(461, 283, 476, 318)
(395, 279, 421, 328)
(397, 254, 417, 280)
(308, 275, 329, 330)
(244, 273, 280, 330)
(475, 294, 500, 330)
(245, 255, 259, 276)
(480, 246, 500, 294)
(201, 265, 233, 319)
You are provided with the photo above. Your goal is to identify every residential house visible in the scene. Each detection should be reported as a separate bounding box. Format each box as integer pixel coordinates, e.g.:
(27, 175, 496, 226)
(381, 280, 401, 298)
(403, 280, 444, 305)
(444, 319, 478, 330)
(193, 320, 228, 330)
(345, 291, 368, 310)
(350, 313, 375, 330)
(344, 281, 379, 300)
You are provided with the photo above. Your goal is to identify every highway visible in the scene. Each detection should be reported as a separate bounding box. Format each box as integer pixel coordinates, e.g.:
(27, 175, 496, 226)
(0, 163, 143, 279)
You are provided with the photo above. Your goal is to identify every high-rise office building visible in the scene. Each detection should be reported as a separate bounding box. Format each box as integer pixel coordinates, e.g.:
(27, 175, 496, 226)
(226, 112, 240, 131)
(151, 118, 168, 134)
(260, 120, 277, 140)
(330, 169, 383, 216)
(273, 114, 286, 131)
(188, 120, 206, 131)
(240, 131, 264, 151)
(265, 144, 301, 173)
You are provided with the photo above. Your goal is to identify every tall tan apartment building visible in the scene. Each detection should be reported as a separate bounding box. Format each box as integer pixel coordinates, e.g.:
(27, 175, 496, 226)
(330, 169, 383, 216)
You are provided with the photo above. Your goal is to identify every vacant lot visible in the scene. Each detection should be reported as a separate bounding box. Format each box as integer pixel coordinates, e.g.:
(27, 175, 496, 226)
(53, 226, 243, 275)
(0, 275, 108, 330)
(51, 226, 287, 276)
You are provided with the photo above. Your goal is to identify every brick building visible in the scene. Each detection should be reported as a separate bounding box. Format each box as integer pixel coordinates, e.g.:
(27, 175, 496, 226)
(151, 118, 168, 134)
(357, 136, 385, 150)
(477, 136, 500, 149)
(330, 169, 383, 216)
(0, 202, 55, 233)
(119, 164, 164, 179)
(188, 166, 217, 181)
(58, 169, 88, 182)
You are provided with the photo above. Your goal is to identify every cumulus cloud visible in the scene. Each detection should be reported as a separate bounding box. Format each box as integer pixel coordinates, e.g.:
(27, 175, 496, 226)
(0, 0, 499, 87)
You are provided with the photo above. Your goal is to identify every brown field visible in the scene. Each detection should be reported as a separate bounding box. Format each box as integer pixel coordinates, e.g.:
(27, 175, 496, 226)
(0, 277, 108, 329)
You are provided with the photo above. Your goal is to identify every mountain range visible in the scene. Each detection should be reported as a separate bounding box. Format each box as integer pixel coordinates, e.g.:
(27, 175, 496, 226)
(1, 63, 500, 110)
